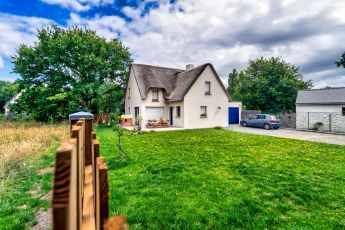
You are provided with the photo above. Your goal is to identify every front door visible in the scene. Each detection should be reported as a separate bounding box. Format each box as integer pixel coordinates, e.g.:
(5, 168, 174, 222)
(169, 107, 173, 126)
(134, 107, 139, 125)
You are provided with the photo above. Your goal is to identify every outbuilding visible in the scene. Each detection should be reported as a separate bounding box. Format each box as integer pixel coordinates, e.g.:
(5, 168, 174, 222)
(296, 88, 345, 132)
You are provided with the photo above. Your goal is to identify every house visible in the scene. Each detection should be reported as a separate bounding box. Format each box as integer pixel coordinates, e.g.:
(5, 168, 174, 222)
(3, 91, 23, 116)
(296, 88, 345, 132)
(124, 63, 241, 129)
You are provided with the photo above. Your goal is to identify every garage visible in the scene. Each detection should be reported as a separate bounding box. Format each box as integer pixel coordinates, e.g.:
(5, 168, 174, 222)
(228, 107, 240, 124)
(145, 107, 164, 119)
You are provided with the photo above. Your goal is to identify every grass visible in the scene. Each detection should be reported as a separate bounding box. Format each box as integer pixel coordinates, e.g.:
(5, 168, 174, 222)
(97, 126, 345, 229)
(0, 121, 68, 230)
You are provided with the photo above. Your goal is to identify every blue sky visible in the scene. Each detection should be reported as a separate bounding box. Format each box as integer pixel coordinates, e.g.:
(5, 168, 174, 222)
(1, 0, 345, 87)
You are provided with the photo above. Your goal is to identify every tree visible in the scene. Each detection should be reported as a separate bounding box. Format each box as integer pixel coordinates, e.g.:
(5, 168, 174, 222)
(230, 57, 312, 113)
(0, 80, 19, 113)
(335, 52, 345, 68)
(12, 25, 132, 121)
(227, 68, 245, 101)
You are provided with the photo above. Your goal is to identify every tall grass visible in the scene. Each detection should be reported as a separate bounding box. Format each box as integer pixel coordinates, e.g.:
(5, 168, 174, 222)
(0, 121, 68, 189)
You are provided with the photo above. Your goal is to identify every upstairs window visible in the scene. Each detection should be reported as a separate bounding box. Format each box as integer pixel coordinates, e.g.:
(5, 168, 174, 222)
(128, 88, 130, 99)
(200, 106, 207, 117)
(342, 107, 345, 116)
(176, 106, 181, 118)
(205, 82, 211, 95)
(152, 89, 159, 102)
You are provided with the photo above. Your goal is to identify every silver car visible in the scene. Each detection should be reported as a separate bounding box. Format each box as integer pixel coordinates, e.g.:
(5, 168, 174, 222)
(240, 114, 281, 129)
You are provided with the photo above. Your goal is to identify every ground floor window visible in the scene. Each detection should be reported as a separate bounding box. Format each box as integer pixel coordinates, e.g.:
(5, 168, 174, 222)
(200, 106, 207, 117)
(342, 107, 345, 116)
(176, 106, 181, 118)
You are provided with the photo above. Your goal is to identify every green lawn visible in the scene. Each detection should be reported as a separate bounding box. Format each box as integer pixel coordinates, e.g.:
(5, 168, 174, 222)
(97, 127, 345, 229)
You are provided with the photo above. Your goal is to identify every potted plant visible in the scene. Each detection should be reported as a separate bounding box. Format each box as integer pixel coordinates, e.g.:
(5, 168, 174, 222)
(135, 115, 143, 134)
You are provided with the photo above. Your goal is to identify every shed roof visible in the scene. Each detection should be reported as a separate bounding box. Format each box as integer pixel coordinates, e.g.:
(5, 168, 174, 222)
(296, 88, 345, 105)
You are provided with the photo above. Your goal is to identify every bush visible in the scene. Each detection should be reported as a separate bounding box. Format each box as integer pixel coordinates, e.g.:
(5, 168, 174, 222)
(313, 122, 324, 131)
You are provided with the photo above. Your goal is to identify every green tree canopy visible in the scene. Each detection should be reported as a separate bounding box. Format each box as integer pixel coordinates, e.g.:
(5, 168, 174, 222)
(228, 57, 312, 113)
(12, 25, 132, 121)
(0, 80, 19, 113)
(335, 52, 345, 68)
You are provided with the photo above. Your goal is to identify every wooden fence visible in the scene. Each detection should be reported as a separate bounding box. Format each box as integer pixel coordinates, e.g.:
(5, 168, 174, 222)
(52, 118, 109, 230)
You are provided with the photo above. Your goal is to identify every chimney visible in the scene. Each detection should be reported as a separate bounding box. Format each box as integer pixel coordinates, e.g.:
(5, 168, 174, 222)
(186, 64, 195, 70)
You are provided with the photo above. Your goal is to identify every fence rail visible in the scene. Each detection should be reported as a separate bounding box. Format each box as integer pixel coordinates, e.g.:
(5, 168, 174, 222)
(53, 118, 109, 230)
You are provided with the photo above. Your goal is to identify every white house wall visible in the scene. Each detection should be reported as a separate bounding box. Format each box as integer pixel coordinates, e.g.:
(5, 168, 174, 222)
(167, 101, 184, 127)
(183, 66, 230, 128)
(124, 68, 143, 124)
(142, 89, 168, 124)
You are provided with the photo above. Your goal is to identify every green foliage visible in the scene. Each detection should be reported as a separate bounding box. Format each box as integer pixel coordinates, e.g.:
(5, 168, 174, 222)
(228, 57, 313, 113)
(12, 25, 132, 121)
(335, 52, 345, 68)
(96, 83, 124, 114)
(313, 122, 324, 131)
(227, 68, 245, 101)
(0, 80, 19, 113)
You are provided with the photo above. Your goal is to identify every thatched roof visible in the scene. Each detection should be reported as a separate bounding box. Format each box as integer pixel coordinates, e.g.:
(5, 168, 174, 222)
(130, 63, 231, 102)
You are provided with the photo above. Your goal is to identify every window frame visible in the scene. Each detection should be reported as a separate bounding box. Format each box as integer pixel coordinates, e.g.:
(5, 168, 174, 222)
(152, 88, 159, 102)
(176, 106, 181, 118)
(205, 81, 211, 95)
(200, 106, 207, 118)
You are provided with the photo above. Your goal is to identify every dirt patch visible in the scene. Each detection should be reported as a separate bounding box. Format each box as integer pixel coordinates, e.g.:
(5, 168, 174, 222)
(31, 208, 52, 230)
(41, 191, 52, 201)
(28, 188, 42, 198)
(38, 167, 54, 175)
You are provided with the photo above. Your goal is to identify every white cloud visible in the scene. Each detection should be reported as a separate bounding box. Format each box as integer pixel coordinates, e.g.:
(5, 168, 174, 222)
(0, 13, 55, 74)
(40, 0, 115, 11)
(1, 0, 345, 87)
(0, 56, 4, 70)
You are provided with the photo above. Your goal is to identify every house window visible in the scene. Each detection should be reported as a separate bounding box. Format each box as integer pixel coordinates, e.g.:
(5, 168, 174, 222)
(128, 88, 130, 99)
(128, 107, 130, 114)
(342, 107, 345, 116)
(205, 82, 211, 95)
(152, 89, 159, 102)
(176, 106, 181, 118)
(200, 106, 207, 117)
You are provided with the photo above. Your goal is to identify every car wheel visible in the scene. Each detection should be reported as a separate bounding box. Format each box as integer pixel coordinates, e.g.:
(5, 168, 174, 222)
(241, 121, 247, 127)
(274, 127, 279, 129)
(264, 123, 271, 130)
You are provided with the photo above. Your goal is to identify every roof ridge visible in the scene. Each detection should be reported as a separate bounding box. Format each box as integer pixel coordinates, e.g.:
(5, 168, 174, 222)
(132, 63, 184, 72)
(300, 87, 345, 92)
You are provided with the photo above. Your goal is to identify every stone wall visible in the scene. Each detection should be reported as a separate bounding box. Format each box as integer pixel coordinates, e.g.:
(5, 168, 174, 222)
(278, 113, 296, 128)
(241, 110, 261, 119)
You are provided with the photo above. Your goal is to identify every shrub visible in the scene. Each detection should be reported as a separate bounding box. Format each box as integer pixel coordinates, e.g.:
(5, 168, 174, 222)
(313, 122, 324, 131)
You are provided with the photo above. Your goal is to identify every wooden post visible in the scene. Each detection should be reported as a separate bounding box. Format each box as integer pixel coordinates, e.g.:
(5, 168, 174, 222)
(71, 125, 83, 230)
(85, 119, 93, 165)
(92, 131, 97, 140)
(82, 165, 96, 230)
(92, 139, 100, 211)
(52, 139, 78, 230)
(69, 112, 94, 166)
(96, 157, 109, 230)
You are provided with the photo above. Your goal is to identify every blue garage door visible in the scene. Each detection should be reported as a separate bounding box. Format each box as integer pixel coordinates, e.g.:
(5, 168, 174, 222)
(228, 107, 239, 124)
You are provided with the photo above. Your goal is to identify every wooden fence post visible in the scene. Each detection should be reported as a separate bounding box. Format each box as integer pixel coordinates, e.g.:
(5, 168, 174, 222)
(96, 157, 109, 230)
(52, 139, 78, 230)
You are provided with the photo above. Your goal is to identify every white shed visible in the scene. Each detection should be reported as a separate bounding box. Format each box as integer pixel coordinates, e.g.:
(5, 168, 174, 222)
(296, 88, 345, 132)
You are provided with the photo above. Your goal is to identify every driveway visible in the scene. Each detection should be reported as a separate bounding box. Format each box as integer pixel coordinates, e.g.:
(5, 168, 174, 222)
(225, 125, 345, 146)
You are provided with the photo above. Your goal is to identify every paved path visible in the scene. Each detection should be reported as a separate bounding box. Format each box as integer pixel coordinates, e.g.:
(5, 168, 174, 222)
(225, 125, 345, 146)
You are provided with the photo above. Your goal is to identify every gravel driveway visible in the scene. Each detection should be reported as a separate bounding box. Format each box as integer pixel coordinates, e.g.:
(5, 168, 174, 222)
(225, 125, 345, 146)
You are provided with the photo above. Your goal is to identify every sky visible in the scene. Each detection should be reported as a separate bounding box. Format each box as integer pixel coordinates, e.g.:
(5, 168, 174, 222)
(1, 0, 345, 88)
